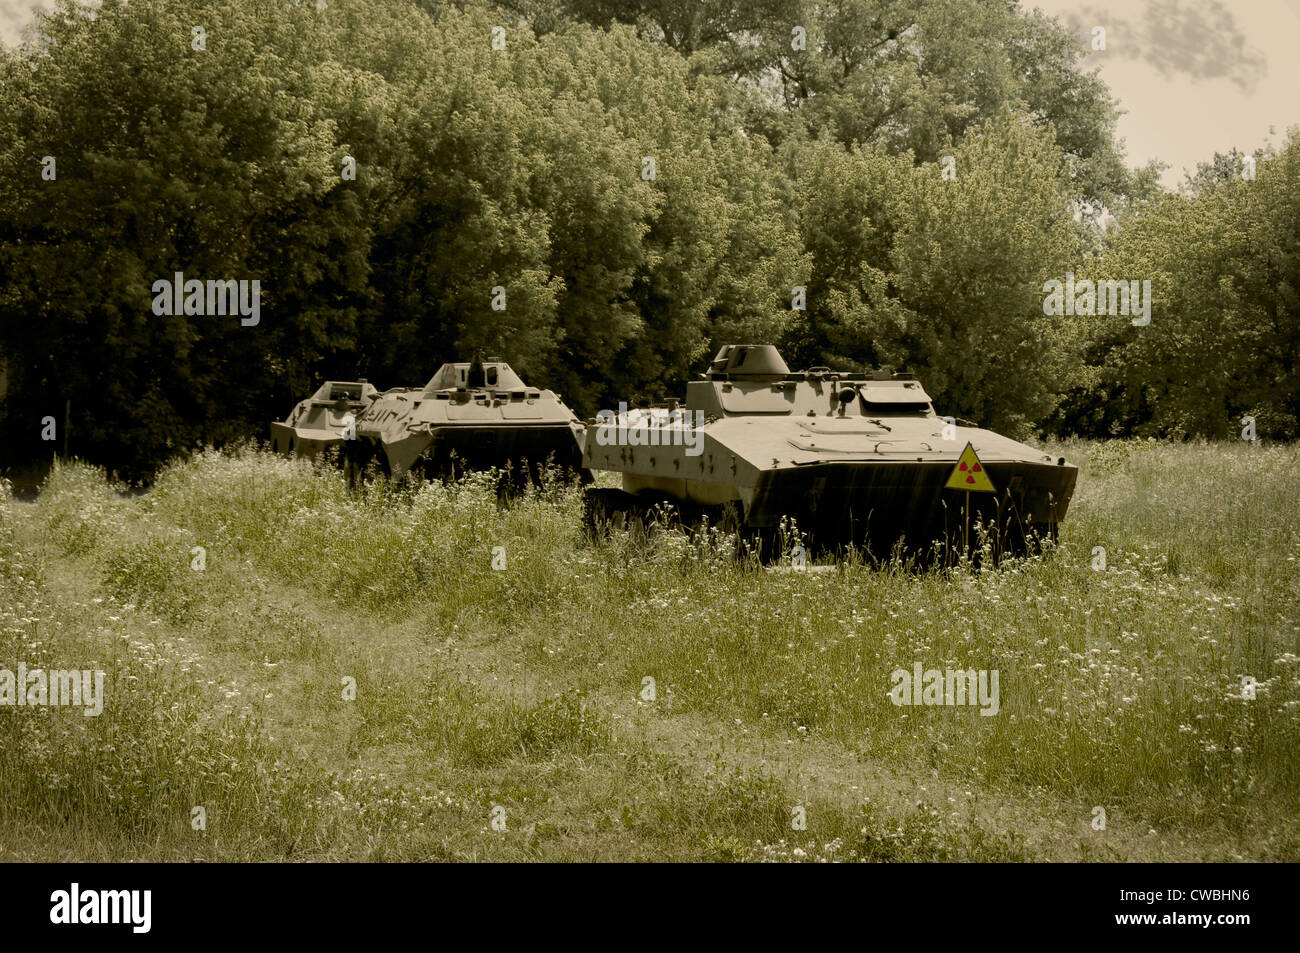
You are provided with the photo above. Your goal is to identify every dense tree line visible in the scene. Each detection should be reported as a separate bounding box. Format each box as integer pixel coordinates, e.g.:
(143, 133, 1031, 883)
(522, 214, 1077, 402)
(0, 0, 1294, 480)
(1054, 143, 1300, 439)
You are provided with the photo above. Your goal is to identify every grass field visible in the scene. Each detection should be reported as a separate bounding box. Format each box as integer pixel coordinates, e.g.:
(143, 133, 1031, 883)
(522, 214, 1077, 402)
(1, 438, 1297, 861)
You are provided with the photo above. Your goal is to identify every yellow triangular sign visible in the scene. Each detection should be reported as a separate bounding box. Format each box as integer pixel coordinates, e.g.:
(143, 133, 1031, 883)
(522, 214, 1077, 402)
(944, 442, 996, 493)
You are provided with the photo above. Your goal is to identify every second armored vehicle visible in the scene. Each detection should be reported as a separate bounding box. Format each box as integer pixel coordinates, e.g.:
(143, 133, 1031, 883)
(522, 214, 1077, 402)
(344, 355, 589, 484)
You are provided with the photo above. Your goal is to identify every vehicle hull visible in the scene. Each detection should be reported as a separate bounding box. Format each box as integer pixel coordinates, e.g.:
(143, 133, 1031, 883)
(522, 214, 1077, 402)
(746, 458, 1076, 558)
(352, 421, 588, 482)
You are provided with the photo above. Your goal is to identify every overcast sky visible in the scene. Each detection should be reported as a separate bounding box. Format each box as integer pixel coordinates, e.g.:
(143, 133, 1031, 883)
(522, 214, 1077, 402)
(3, 0, 1297, 188)
(0, 0, 48, 48)
(1029, 0, 1300, 186)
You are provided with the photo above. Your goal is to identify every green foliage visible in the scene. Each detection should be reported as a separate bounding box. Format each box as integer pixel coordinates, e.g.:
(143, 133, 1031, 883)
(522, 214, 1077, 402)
(789, 113, 1077, 435)
(1059, 135, 1300, 440)
(0, 0, 806, 478)
(520, 0, 1131, 209)
(0, 0, 1291, 486)
(0, 0, 376, 478)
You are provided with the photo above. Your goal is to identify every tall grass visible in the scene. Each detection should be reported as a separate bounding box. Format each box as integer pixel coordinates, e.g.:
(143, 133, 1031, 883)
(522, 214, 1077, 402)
(1, 438, 1296, 860)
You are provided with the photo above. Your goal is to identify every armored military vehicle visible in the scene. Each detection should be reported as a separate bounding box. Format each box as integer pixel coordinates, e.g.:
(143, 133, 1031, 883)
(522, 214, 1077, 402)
(582, 344, 1077, 560)
(344, 354, 589, 485)
(270, 379, 378, 457)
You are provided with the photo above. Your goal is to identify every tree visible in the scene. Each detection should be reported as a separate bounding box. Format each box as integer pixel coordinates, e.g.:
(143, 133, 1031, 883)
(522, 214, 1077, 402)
(0, 0, 372, 479)
(513, 0, 1133, 211)
(0, 0, 810, 479)
(1062, 133, 1300, 439)
(789, 112, 1077, 436)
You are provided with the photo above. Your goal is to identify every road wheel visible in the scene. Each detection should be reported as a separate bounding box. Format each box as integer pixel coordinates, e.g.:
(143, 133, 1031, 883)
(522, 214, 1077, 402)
(582, 487, 640, 540)
(343, 441, 378, 490)
(709, 499, 762, 561)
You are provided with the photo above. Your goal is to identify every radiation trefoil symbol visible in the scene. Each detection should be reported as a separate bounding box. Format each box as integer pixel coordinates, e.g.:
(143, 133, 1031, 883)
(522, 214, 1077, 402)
(944, 442, 996, 493)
